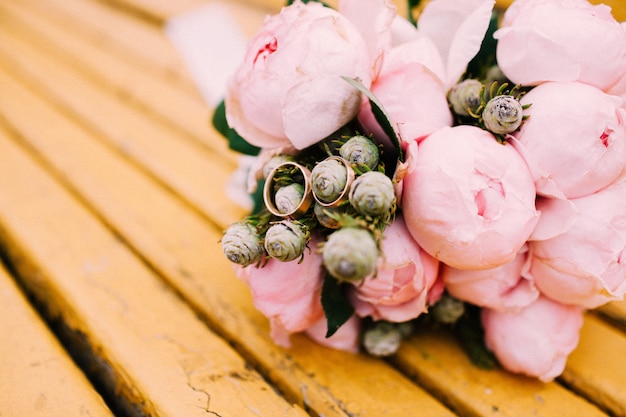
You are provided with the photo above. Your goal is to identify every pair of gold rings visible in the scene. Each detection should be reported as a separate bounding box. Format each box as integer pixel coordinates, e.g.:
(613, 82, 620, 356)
(263, 156, 355, 218)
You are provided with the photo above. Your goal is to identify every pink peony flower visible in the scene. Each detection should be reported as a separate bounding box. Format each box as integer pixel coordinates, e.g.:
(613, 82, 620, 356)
(237, 240, 325, 347)
(402, 125, 539, 270)
(495, 0, 626, 90)
(442, 245, 540, 312)
(348, 215, 440, 322)
(529, 179, 626, 309)
(226, 0, 383, 150)
(511, 81, 626, 199)
(357, 0, 495, 144)
(481, 295, 584, 382)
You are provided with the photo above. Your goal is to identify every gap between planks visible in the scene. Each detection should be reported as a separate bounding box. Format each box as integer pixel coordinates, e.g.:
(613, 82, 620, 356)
(0, 262, 115, 417)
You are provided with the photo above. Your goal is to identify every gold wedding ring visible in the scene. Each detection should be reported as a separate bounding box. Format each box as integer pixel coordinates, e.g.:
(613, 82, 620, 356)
(263, 161, 313, 218)
(312, 156, 355, 208)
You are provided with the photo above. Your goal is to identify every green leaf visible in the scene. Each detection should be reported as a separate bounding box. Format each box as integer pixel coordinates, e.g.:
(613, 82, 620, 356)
(321, 273, 355, 338)
(340, 76, 403, 166)
(454, 305, 499, 370)
(211, 99, 230, 138)
(227, 129, 261, 156)
(466, 11, 500, 80)
(407, 0, 421, 26)
(211, 100, 260, 156)
(251, 179, 266, 215)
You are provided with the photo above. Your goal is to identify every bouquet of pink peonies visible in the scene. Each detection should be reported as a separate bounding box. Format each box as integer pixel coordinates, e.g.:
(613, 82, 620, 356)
(211, 0, 626, 382)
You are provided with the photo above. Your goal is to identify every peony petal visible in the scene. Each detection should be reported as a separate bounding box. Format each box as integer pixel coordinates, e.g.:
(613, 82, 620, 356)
(283, 76, 363, 149)
(269, 318, 294, 348)
(237, 244, 325, 340)
(481, 296, 584, 382)
(443, 245, 540, 313)
(418, 0, 495, 87)
(369, 62, 452, 143)
(305, 315, 361, 353)
(225, 155, 257, 211)
(508, 136, 567, 199)
(495, 26, 581, 86)
(385, 36, 447, 83)
(529, 197, 579, 241)
(339, 0, 396, 78)
(607, 71, 626, 109)
(529, 179, 626, 308)
(390, 14, 419, 46)
(225, 83, 290, 148)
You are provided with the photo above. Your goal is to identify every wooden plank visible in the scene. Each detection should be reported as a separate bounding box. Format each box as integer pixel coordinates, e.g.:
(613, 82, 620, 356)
(29, 0, 200, 94)
(93, 0, 305, 22)
(0, 264, 114, 417)
(562, 315, 626, 416)
(0, 51, 457, 417)
(392, 325, 610, 417)
(0, 127, 309, 417)
(31, 0, 266, 78)
(95, 0, 232, 22)
(0, 16, 245, 228)
(0, 0, 235, 159)
(97, 0, 406, 22)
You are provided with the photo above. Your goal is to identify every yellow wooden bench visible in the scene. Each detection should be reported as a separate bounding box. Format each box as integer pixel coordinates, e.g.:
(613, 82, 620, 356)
(0, 0, 624, 416)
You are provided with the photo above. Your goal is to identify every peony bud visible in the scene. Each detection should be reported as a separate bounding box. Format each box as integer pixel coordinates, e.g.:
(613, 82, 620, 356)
(482, 95, 524, 135)
(314, 203, 344, 229)
(264, 220, 309, 262)
(339, 135, 380, 170)
(349, 171, 395, 217)
(222, 222, 264, 266)
(263, 155, 292, 179)
(448, 79, 483, 117)
(430, 294, 465, 324)
(274, 183, 305, 215)
(323, 227, 378, 282)
(263, 161, 313, 218)
(362, 321, 413, 357)
(311, 157, 354, 206)
(484, 65, 508, 87)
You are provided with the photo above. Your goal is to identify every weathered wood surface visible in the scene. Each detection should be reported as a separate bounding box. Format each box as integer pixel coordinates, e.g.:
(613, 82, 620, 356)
(0, 0, 624, 416)
(0, 263, 114, 417)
